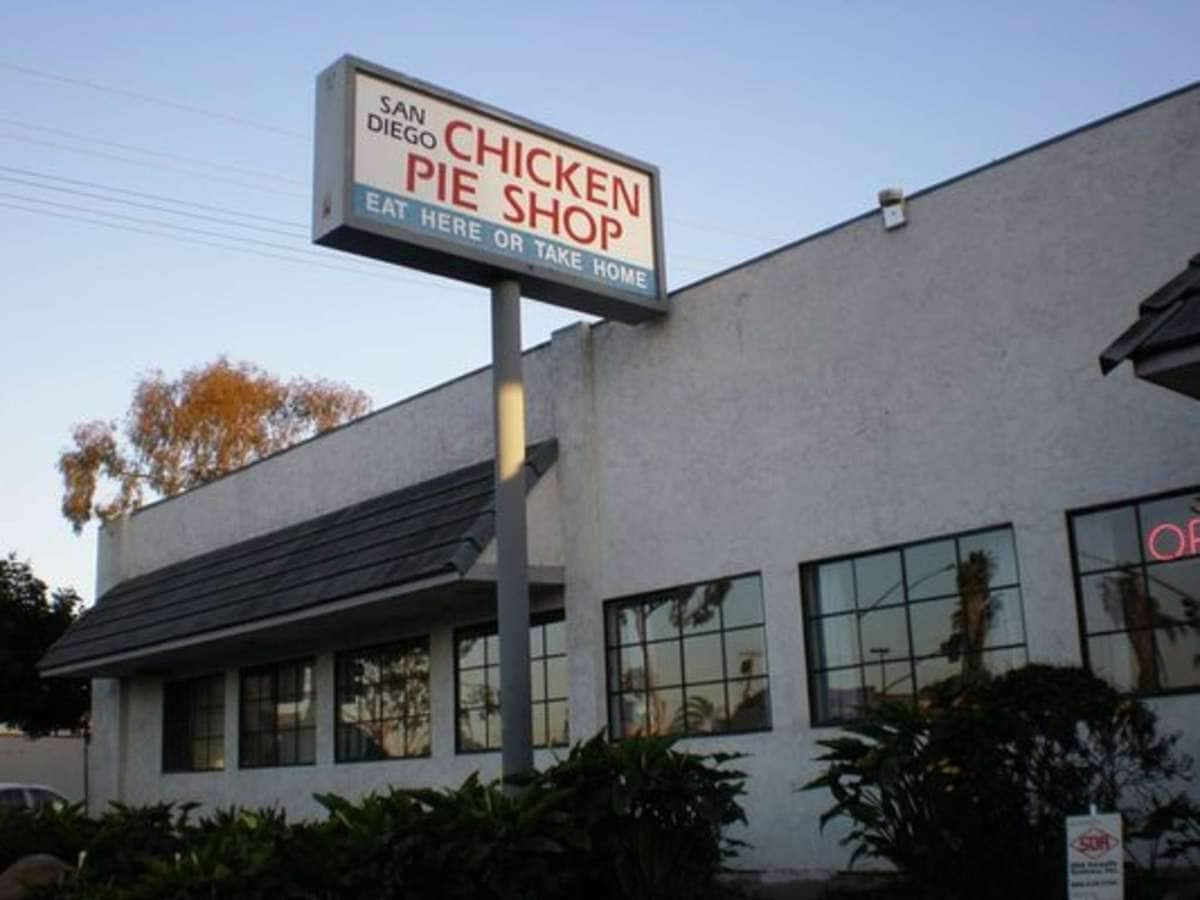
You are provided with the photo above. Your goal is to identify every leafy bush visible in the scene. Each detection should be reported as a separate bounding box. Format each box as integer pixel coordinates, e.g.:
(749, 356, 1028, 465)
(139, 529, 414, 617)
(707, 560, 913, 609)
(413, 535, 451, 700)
(8, 733, 746, 900)
(805, 665, 1196, 900)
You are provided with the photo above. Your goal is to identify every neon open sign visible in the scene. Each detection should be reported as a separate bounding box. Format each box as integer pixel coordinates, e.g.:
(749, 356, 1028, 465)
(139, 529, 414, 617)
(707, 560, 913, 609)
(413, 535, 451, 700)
(1146, 517, 1200, 561)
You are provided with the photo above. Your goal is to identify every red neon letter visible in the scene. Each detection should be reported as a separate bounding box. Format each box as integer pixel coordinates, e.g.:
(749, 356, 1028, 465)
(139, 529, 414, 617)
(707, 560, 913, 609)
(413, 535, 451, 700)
(1147, 522, 1187, 561)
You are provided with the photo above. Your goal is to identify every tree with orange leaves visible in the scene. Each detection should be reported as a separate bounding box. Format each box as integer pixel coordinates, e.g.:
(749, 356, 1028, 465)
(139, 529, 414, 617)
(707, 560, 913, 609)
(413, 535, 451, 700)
(58, 357, 371, 532)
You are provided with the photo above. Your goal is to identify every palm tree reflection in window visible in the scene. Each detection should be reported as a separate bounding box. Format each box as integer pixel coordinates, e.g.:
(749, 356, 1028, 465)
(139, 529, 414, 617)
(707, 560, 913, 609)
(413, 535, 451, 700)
(1099, 566, 1195, 693)
(940, 550, 998, 676)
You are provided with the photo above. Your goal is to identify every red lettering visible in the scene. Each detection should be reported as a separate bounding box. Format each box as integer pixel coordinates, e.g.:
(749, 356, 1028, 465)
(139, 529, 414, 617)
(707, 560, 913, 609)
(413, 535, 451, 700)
(405, 153, 435, 191)
(613, 176, 641, 217)
(1148, 522, 1187, 561)
(585, 167, 608, 208)
(600, 216, 622, 251)
(444, 121, 472, 162)
(1189, 517, 1200, 556)
(563, 205, 597, 245)
(555, 157, 581, 197)
(527, 191, 560, 235)
(476, 127, 510, 171)
(502, 184, 525, 224)
(526, 149, 552, 187)
(451, 168, 478, 211)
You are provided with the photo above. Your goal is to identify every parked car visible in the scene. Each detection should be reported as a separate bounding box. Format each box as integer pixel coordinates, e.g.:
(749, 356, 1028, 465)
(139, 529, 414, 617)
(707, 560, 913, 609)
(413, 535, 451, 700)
(0, 783, 68, 811)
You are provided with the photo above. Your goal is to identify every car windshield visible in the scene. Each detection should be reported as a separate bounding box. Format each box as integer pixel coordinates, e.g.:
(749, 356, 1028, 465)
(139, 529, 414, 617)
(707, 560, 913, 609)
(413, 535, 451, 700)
(28, 789, 64, 810)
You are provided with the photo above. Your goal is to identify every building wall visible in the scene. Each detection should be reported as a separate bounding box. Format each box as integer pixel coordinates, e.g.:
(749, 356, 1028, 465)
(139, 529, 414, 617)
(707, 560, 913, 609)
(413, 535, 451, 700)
(90, 84, 1200, 879)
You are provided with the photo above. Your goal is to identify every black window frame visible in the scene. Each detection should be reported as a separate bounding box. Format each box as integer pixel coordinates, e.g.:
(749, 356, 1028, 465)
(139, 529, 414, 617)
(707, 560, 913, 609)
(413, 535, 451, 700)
(238, 657, 317, 769)
(1067, 485, 1200, 699)
(453, 610, 568, 754)
(162, 672, 225, 773)
(801, 524, 1030, 727)
(603, 571, 772, 740)
(335, 635, 432, 763)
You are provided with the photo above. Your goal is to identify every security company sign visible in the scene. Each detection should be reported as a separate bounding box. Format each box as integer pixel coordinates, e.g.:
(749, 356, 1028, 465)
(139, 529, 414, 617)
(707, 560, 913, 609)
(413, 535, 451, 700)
(312, 55, 667, 322)
(1066, 813, 1123, 900)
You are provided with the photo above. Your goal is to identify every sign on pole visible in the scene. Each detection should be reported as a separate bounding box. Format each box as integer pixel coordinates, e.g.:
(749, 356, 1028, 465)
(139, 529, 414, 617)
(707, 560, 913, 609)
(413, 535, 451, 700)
(313, 55, 667, 323)
(1066, 812, 1124, 900)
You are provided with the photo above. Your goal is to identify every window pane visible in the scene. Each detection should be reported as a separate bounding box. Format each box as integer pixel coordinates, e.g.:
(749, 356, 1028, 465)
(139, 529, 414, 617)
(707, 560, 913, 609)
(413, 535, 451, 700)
(725, 627, 767, 679)
(543, 619, 565, 655)
(678, 582, 725, 634)
(485, 710, 502, 749)
(909, 598, 957, 658)
(855, 552, 903, 612)
(531, 703, 548, 747)
(530, 659, 546, 702)
(546, 699, 568, 746)
(860, 605, 910, 661)
(1079, 571, 1134, 633)
(960, 529, 1019, 588)
(645, 640, 682, 688)
(981, 646, 1026, 677)
(728, 678, 770, 731)
(812, 560, 855, 616)
(616, 645, 646, 690)
(612, 692, 645, 738)
(1146, 557, 1200, 623)
(683, 633, 723, 683)
(721, 575, 765, 628)
(807, 614, 859, 669)
(545, 656, 567, 699)
(905, 541, 957, 600)
(608, 605, 641, 645)
(643, 599, 677, 641)
(1157, 629, 1200, 691)
(647, 687, 684, 735)
(1075, 506, 1142, 573)
(459, 668, 489, 707)
(529, 624, 544, 657)
(458, 635, 485, 668)
(812, 668, 865, 723)
(914, 654, 958, 691)
(406, 718, 431, 756)
(297, 728, 315, 765)
(685, 682, 727, 733)
(986, 588, 1026, 647)
(1088, 632, 1143, 693)
(866, 663, 913, 705)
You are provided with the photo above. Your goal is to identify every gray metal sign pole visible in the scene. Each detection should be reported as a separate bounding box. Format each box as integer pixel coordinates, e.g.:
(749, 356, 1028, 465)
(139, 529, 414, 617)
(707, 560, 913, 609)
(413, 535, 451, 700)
(491, 278, 533, 784)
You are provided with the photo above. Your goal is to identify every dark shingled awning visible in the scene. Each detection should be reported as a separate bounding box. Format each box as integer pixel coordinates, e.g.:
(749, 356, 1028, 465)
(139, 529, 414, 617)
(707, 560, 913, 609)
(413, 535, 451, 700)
(40, 440, 558, 676)
(1100, 254, 1200, 398)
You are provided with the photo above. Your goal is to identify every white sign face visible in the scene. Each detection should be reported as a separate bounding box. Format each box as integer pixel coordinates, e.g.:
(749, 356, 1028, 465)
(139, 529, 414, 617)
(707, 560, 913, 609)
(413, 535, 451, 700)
(1066, 813, 1123, 900)
(312, 57, 666, 320)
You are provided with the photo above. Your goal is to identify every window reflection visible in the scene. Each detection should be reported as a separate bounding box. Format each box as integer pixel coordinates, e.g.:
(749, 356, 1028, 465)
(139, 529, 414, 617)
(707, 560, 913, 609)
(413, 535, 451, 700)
(605, 573, 771, 737)
(802, 526, 1028, 725)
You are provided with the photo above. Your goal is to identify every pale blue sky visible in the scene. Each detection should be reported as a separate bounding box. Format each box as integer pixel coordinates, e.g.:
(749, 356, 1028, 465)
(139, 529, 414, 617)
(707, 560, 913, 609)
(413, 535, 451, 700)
(1, 1, 1196, 599)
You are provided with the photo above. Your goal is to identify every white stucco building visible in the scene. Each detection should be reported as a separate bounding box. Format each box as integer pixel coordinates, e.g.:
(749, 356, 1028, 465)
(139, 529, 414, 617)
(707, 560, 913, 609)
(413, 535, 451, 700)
(42, 81, 1200, 881)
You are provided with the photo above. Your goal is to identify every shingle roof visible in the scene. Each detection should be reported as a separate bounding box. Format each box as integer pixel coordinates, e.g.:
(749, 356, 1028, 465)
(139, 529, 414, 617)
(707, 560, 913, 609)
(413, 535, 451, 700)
(1100, 254, 1200, 374)
(40, 440, 557, 674)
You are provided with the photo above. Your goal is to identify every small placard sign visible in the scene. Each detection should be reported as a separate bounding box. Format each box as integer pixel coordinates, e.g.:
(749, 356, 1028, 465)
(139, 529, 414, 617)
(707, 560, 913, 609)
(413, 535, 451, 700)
(312, 55, 668, 323)
(1066, 812, 1123, 900)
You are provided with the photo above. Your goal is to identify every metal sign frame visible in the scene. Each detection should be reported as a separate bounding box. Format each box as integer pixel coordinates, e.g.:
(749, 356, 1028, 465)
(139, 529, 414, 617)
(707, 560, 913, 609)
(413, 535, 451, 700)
(312, 55, 668, 323)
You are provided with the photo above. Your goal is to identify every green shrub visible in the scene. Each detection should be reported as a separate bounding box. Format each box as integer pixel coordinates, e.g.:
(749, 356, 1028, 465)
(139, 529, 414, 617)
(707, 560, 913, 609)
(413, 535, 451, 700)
(804, 665, 1195, 900)
(14, 733, 746, 900)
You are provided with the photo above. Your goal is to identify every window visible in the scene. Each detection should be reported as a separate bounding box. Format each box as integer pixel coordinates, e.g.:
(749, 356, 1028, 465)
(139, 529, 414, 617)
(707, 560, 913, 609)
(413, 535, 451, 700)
(605, 573, 771, 738)
(336, 637, 431, 761)
(239, 658, 315, 768)
(455, 612, 567, 752)
(1069, 487, 1200, 696)
(162, 673, 225, 772)
(801, 526, 1028, 725)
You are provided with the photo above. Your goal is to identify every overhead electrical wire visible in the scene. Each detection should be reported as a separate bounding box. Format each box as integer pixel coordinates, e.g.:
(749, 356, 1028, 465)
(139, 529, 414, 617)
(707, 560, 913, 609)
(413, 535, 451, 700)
(0, 61, 309, 141)
(0, 116, 307, 186)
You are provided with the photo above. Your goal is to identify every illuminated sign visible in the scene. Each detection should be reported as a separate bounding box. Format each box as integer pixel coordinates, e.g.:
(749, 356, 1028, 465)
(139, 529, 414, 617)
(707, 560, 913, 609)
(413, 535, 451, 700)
(312, 56, 667, 323)
(1145, 517, 1200, 561)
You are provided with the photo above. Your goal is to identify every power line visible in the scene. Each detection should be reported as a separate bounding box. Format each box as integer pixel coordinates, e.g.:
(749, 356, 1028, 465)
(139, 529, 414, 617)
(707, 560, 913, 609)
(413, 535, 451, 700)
(0, 199, 477, 293)
(0, 116, 306, 186)
(0, 164, 303, 228)
(0, 61, 308, 141)
(0, 175, 306, 238)
(0, 133, 307, 198)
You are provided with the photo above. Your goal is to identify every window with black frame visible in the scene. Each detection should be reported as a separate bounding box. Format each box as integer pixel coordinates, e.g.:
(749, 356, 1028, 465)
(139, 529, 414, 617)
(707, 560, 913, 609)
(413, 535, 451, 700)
(1069, 487, 1200, 696)
(801, 526, 1028, 726)
(162, 673, 225, 772)
(336, 637, 431, 761)
(454, 612, 567, 752)
(605, 573, 771, 738)
(239, 658, 315, 768)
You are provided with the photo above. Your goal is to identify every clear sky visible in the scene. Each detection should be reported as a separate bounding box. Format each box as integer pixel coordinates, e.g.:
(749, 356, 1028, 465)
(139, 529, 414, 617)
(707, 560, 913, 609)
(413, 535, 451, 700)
(1, 1, 1197, 601)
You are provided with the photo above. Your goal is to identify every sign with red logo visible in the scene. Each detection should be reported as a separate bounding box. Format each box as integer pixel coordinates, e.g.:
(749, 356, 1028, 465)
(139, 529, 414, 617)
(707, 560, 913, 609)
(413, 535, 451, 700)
(1066, 813, 1123, 900)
